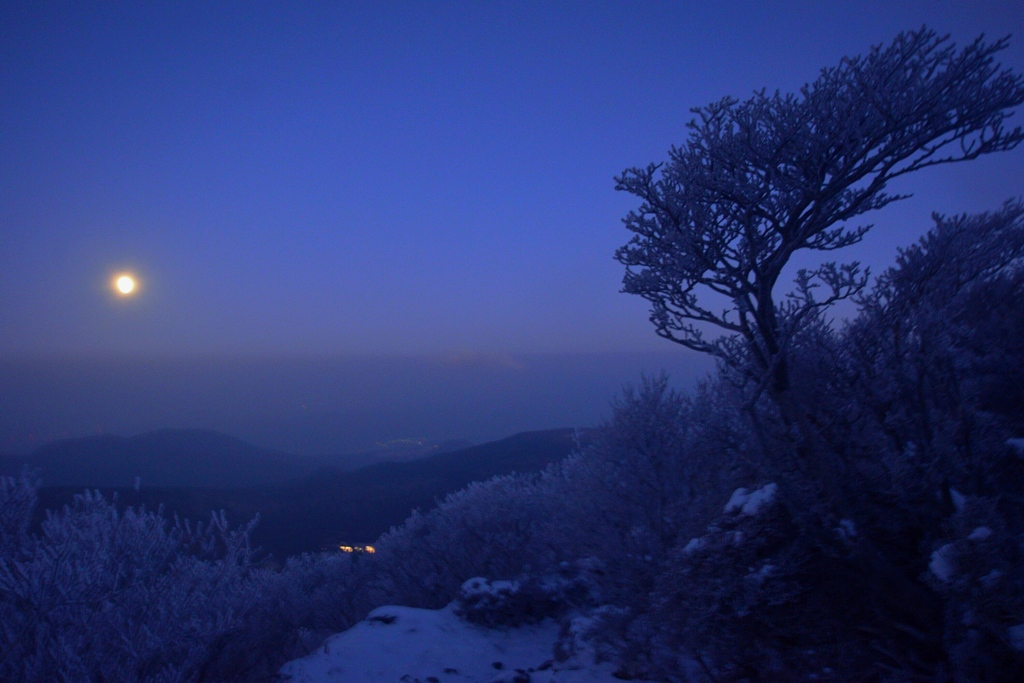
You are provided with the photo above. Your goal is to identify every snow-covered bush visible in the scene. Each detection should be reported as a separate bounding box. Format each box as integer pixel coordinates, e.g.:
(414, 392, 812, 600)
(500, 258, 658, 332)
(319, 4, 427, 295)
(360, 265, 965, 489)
(579, 373, 692, 555)
(642, 484, 830, 680)
(543, 374, 745, 607)
(0, 469, 36, 557)
(805, 202, 1024, 679)
(371, 471, 557, 609)
(629, 480, 944, 681)
(199, 549, 375, 681)
(0, 482, 261, 683)
(267, 550, 371, 637)
(0, 474, 389, 682)
(551, 604, 632, 670)
(455, 561, 600, 628)
(844, 202, 1024, 504)
(923, 494, 1024, 679)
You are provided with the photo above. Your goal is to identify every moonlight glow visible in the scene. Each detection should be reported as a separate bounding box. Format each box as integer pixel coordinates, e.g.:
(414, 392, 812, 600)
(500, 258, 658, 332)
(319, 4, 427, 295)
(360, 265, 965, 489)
(114, 275, 136, 295)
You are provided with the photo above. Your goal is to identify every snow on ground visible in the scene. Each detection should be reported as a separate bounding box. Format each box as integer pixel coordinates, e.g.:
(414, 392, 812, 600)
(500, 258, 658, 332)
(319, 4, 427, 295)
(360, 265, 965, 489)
(279, 603, 624, 683)
(723, 482, 777, 516)
(929, 543, 956, 582)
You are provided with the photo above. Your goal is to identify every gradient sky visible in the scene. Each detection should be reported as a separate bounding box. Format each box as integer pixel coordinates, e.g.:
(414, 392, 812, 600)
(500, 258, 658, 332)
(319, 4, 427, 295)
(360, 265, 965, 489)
(2, 2, 1023, 456)
(3, 1, 1022, 357)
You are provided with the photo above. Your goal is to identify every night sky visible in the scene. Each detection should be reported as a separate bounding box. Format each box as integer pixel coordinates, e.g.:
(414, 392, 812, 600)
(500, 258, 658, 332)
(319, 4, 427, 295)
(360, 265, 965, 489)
(2, 2, 1022, 455)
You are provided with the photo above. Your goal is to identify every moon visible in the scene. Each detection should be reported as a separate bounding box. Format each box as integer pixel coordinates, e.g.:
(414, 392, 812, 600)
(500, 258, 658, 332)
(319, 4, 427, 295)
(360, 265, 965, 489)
(114, 274, 136, 295)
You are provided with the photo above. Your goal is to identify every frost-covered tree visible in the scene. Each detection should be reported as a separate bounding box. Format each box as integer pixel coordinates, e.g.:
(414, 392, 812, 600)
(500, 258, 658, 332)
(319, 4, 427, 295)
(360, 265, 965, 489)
(836, 200, 1024, 513)
(554, 375, 691, 560)
(615, 28, 1024, 423)
(851, 200, 1024, 437)
(371, 472, 556, 609)
(542, 374, 749, 597)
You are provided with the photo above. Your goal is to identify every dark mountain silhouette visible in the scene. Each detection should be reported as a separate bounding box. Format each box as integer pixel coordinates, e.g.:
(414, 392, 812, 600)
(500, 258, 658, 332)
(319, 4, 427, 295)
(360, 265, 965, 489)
(265, 427, 582, 554)
(32, 428, 582, 559)
(6, 429, 318, 488)
(1, 430, 476, 486)
(315, 438, 475, 472)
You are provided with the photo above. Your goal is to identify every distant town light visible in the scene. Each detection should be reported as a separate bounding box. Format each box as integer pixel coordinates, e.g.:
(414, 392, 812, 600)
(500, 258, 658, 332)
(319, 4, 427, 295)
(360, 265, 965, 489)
(339, 544, 375, 554)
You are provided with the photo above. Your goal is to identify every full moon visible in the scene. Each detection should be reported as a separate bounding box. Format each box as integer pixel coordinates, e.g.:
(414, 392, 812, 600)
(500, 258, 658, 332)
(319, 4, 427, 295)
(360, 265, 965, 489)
(115, 275, 136, 295)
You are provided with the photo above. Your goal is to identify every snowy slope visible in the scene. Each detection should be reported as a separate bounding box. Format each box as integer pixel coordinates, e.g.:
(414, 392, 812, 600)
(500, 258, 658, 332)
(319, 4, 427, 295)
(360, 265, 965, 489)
(278, 603, 623, 683)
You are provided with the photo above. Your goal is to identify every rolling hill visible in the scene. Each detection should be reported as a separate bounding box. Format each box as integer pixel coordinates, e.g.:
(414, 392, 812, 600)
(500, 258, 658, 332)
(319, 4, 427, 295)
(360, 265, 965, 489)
(29, 428, 583, 558)
(2, 428, 317, 488)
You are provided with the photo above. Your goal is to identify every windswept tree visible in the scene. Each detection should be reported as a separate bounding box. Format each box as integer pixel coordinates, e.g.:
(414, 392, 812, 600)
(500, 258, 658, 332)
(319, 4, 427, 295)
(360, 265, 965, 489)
(615, 28, 1024, 416)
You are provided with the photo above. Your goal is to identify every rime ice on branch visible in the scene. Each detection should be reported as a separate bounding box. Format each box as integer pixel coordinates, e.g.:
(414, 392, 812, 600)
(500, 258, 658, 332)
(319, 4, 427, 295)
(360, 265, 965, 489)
(615, 28, 1024, 399)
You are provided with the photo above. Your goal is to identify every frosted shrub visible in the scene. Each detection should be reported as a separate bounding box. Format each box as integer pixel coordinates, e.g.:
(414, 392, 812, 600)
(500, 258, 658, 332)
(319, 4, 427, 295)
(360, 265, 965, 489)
(847, 202, 1024, 499)
(455, 561, 600, 628)
(543, 373, 747, 615)
(203, 550, 374, 680)
(0, 469, 36, 557)
(578, 373, 692, 558)
(643, 485, 874, 681)
(0, 480, 260, 683)
(371, 472, 556, 609)
(270, 551, 370, 636)
(923, 496, 1024, 679)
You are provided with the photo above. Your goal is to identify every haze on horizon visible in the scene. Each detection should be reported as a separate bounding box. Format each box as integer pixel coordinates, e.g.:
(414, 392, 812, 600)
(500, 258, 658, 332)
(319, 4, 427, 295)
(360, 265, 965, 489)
(2, 2, 1021, 456)
(0, 350, 714, 456)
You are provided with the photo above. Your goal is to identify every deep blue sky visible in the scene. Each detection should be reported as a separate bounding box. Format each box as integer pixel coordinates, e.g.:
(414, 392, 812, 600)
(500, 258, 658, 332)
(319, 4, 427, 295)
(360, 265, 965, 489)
(3, 1, 1022, 357)
(1, 2, 1022, 455)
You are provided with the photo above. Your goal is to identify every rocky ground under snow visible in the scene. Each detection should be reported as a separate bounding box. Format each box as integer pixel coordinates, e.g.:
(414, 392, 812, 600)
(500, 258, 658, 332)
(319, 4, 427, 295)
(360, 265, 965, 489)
(278, 603, 624, 683)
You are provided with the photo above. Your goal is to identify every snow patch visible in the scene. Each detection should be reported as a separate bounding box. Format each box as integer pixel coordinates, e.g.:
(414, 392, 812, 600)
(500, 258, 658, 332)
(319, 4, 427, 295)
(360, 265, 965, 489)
(724, 483, 777, 516)
(462, 577, 518, 598)
(747, 563, 774, 585)
(836, 519, 857, 539)
(967, 526, 992, 541)
(724, 487, 749, 513)
(279, 603, 624, 683)
(980, 570, 1003, 588)
(681, 537, 705, 554)
(929, 544, 956, 582)
(1006, 438, 1024, 459)
(949, 488, 966, 512)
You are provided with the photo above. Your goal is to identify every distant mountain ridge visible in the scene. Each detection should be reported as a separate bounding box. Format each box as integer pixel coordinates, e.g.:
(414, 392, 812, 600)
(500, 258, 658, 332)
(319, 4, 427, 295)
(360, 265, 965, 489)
(2, 429, 317, 488)
(315, 437, 475, 472)
(29, 428, 582, 558)
(274, 428, 582, 551)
